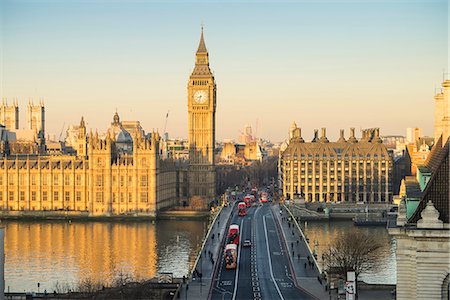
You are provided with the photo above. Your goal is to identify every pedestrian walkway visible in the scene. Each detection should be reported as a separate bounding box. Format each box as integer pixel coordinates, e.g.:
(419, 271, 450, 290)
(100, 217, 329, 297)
(275, 205, 396, 300)
(179, 201, 235, 300)
(272, 204, 329, 299)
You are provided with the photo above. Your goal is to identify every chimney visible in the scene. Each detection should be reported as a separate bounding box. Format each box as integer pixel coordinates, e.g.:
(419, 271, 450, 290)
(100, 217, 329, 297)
(349, 127, 358, 143)
(373, 128, 382, 143)
(295, 128, 305, 143)
(320, 128, 329, 143)
(337, 129, 346, 143)
(312, 129, 318, 142)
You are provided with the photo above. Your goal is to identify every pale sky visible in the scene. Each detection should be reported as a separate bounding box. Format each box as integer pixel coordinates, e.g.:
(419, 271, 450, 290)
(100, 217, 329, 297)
(0, 0, 448, 142)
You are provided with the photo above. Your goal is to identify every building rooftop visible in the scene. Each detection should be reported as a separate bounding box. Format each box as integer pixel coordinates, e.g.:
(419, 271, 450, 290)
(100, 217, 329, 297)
(409, 137, 449, 224)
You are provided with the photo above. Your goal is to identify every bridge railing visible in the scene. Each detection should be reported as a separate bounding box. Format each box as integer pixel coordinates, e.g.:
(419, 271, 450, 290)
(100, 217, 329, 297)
(283, 204, 322, 274)
(190, 205, 223, 277)
(206, 200, 238, 300)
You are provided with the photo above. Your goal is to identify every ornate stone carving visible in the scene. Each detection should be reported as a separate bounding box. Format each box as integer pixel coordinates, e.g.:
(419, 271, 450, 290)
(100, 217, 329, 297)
(417, 200, 444, 229)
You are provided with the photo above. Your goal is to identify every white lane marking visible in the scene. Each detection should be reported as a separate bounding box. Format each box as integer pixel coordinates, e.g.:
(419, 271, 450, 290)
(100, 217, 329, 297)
(263, 215, 285, 300)
(231, 218, 244, 300)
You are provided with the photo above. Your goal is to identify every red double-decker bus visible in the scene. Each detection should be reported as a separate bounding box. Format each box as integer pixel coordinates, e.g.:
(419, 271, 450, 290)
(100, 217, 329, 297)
(261, 192, 268, 203)
(244, 195, 252, 207)
(238, 202, 247, 216)
(227, 224, 240, 245)
(224, 244, 238, 269)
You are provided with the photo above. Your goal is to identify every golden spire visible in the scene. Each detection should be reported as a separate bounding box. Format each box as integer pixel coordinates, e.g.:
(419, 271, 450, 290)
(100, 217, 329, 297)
(197, 25, 207, 53)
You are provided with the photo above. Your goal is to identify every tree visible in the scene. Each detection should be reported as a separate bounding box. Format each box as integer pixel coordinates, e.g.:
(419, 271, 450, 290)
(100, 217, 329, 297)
(322, 228, 385, 295)
(189, 196, 208, 210)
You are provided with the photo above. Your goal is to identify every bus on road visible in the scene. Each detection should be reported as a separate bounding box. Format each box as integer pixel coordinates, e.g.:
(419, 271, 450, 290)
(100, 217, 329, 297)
(238, 202, 247, 216)
(224, 244, 238, 269)
(244, 195, 252, 207)
(261, 191, 268, 203)
(228, 224, 240, 245)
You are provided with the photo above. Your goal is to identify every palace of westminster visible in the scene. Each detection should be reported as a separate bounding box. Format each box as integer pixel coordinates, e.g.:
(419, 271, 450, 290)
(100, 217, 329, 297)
(0, 29, 217, 216)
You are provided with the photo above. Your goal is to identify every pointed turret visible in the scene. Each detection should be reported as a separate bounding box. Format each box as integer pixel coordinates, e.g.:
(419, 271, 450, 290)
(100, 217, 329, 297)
(113, 111, 120, 125)
(80, 116, 85, 128)
(192, 27, 212, 75)
(78, 116, 86, 139)
(197, 26, 207, 54)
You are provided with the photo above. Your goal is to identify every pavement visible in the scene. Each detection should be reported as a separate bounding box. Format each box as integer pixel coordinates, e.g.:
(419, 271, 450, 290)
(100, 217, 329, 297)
(279, 204, 395, 300)
(273, 204, 329, 299)
(179, 200, 235, 300)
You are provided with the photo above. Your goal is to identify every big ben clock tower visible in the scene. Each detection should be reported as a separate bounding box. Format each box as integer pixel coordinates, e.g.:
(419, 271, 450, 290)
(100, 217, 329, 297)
(188, 28, 216, 200)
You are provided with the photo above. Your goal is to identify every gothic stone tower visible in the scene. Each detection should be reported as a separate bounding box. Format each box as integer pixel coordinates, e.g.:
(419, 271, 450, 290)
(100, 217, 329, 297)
(187, 28, 216, 200)
(27, 99, 45, 137)
(0, 98, 19, 130)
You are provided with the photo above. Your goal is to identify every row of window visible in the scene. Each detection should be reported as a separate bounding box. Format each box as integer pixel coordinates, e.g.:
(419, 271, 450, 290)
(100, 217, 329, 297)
(0, 191, 149, 203)
(1, 207, 153, 213)
(0, 174, 149, 187)
(284, 161, 390, 167)
(284, 153, 387, 159)
(285, 193, 391, 202)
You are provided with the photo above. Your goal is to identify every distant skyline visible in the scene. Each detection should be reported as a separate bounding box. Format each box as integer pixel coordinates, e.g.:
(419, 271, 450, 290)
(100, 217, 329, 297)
(0, 0, 448, 142)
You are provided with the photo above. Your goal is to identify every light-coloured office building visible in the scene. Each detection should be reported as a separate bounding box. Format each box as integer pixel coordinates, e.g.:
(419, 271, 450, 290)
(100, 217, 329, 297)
(280, 125, 393, 202)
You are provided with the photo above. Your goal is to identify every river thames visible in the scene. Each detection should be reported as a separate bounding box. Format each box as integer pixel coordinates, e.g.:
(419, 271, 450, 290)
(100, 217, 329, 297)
(4, 220, 208, 293)
(4, 218, 396, 292)
(303, 220, 397, 285)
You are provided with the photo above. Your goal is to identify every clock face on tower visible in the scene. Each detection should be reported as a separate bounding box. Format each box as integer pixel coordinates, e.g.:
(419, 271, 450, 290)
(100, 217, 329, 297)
(193, 90, 208, 104)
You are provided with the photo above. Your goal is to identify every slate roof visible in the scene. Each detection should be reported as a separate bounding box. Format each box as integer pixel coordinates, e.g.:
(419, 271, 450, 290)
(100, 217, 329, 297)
(409, 137, 449, 224)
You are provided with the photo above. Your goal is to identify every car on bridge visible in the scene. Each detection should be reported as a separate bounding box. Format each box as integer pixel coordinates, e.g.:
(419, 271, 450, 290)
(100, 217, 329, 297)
(243, 239, 252, 247)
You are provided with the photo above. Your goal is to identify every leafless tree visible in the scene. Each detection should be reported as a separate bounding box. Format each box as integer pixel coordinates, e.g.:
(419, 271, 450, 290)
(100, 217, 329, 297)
(322, 228, 386, 290)
(52, 280, 72, 294)
(111, 270, 135, 287)
(76, 277, 104, 293)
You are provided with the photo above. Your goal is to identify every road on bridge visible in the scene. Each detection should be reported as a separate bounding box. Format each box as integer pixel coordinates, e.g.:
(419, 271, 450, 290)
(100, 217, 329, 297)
(210, 203, 316, 300)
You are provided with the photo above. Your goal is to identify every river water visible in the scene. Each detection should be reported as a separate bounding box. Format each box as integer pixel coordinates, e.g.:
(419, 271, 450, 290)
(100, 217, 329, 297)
(302, 220, 396, 285)
(4, 218, 396, 293)
(4, 220, 208, 293)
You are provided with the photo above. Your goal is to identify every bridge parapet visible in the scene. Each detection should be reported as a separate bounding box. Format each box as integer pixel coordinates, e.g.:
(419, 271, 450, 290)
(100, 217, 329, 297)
(283, 204, 322, 274)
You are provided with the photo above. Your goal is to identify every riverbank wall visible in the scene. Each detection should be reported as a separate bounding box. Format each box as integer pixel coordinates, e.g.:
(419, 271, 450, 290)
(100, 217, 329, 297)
(287, 202, 395, 221)
(0, 209, 210, 221)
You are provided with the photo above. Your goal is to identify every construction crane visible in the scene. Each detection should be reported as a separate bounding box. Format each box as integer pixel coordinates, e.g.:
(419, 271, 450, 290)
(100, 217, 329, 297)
(163, 110, 169, 139)
(58, 122, 66, 142)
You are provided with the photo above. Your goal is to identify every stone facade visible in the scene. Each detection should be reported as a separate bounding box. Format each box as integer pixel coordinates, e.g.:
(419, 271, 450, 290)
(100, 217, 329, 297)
(280, 125, 393, 202)
(389, 135, 449, 300)
(0, 116, 179, 216)
(0, 99, 19, 130)
(434, 80, 450, 144)
(218, 141, 265, 165)
(390, 222, 449, 300)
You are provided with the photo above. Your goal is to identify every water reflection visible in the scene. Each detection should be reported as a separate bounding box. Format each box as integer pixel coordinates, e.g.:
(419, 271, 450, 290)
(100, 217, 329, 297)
(4, 220, 207, 292)
(302, 220, 396, 284)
